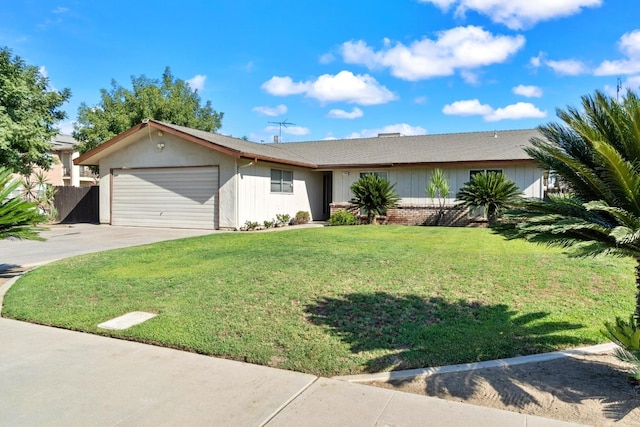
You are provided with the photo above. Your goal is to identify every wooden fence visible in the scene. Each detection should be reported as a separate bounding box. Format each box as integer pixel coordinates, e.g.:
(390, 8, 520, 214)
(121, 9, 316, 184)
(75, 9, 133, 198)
(54, 186, 99, 224)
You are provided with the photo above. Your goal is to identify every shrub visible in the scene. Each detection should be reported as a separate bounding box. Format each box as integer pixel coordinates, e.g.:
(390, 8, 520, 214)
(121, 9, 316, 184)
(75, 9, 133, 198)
(329, 209, 358, 226)
(456, 172, 522, 222)
(243, 220, 259, 231)
(263, 220, 275, 229)
(602, 315, 640, 382)
(350, 174, 400, 224)
(275, 213, 291, 226)
(294, 211, 310, 224)
(0, 167, 47, 240)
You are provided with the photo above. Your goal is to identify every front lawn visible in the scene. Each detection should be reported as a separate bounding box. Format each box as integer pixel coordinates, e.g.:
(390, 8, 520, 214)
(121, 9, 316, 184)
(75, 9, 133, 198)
(2, 226, 634, 376)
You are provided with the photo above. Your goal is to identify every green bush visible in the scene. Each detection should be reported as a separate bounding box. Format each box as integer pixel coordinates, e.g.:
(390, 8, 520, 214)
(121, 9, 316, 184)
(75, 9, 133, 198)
(350, 174, 400, 224)
(329, 209, 358, 226)
(602, 315, 640, 381)
(275, 213, 291, 226)
(294, 211, 310, 224)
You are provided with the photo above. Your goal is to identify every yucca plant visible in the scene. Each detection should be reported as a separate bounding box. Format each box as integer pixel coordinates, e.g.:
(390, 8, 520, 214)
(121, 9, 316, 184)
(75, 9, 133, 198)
(350, 174, 400, 224)
(426, 168, 450, 225)
(456, 171, 522, 222)
(0, 167, 47, 240)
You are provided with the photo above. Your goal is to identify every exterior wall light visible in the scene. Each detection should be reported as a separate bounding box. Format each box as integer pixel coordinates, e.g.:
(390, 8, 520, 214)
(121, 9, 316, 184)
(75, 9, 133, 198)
(156, 142, 165, 151)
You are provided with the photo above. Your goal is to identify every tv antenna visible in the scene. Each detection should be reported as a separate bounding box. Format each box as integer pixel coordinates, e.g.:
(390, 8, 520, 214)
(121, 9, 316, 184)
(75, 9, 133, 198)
(616, 76, 622, 101)
(268, 119, 296, 139)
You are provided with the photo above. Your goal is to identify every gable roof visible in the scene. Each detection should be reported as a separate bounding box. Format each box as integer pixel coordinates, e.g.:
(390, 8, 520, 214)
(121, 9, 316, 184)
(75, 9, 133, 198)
(76, 119, 541, 169)
(280, 129, 539, 168)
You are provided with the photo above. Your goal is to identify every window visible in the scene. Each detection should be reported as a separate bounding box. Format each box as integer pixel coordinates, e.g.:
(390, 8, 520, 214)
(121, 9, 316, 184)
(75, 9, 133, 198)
(271, 169, 293, 193)
(470, 169, 503, 179)
(359, 171, 388, 180)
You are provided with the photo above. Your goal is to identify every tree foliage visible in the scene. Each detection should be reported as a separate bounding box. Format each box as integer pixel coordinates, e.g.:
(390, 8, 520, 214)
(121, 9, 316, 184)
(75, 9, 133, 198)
(456, 172, 522, 222)
(0, 167, 46, 240)
(496, 90, 640, 323)
(350, 174, 400, 224)
(74, 67, 224, 153)
(0, 47, 71, 175)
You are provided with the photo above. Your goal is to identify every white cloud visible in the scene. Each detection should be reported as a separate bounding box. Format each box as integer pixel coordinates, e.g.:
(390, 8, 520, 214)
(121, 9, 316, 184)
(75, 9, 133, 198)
(442, 99, 493, 116)
(346, 123, 427, 139)
(340, 26, 524, 81)
(57, 120, 75, 135)
(460, 70, 480, 85)
(252, 104, 288, 117)
(546, 59, 588, 76)
(262, 71, 396, 105)
(485, 102, 547, 122)
(604, 75, 640, 97)
(529, 52, 587, 75)
(319, 52, 335, 64)
(419, 0, 602, 30)
(443, 99, 546, 121)
(414, 96, 428, 104)
(265, 125, 310, 136)
(261, 76, 309, 96)
(38, 66, 48, 78)
(327, 107, 364, 119)
(595, 30, 640, 76)
(512, 84, 543, 97)
(186, 74, 206, 92)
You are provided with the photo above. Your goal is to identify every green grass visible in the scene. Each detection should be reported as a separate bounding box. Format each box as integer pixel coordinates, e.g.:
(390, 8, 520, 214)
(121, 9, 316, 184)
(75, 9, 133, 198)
(2, 226, 635, 376)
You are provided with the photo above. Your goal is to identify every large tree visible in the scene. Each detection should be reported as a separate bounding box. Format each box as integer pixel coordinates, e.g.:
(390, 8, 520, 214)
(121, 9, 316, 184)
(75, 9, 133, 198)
(497, 90, 640, 324)
(74, 67, 223, 153)
(0, 47, 71, 175)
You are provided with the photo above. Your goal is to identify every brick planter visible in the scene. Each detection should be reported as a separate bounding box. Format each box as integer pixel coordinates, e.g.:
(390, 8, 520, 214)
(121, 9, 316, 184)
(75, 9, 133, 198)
(329, 203, 486, 227)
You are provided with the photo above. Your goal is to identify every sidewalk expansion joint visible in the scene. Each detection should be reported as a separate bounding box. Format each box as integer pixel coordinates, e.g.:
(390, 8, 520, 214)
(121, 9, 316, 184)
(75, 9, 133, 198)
(259, 376, 319, 427)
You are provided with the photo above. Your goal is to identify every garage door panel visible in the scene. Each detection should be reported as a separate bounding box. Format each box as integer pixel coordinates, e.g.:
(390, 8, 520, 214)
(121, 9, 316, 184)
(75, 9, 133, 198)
(112, 167, 218, 229)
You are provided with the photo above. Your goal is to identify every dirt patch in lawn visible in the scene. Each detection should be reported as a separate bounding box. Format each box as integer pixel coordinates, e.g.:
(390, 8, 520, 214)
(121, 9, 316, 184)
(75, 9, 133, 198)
(367, 352, 640, 426)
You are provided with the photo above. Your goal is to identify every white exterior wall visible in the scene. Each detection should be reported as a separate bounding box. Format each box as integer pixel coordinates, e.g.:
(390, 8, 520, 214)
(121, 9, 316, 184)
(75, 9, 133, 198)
(332, 163, 545, 205)
(236, 160, 323, 225)
(98, 133, 237, 228)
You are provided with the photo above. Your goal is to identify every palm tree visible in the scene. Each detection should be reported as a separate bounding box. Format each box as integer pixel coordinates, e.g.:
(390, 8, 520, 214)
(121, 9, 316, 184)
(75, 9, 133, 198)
(456, 171, 522, 223)
(0, 167, 47, 240)
(350, 174, 400, 224)
(498, 90, 640, 325)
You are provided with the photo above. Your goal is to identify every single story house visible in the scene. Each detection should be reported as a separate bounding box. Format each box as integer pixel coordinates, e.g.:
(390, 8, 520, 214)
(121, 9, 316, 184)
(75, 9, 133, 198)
(74, 119, 548, 230)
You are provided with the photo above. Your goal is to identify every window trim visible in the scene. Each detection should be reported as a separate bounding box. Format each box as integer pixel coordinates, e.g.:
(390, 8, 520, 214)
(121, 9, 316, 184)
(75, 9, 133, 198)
(270, 168, 294, 193)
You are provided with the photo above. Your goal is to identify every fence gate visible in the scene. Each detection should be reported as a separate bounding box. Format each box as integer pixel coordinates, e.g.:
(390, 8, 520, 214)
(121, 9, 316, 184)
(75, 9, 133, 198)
(54, 186, 99, 224)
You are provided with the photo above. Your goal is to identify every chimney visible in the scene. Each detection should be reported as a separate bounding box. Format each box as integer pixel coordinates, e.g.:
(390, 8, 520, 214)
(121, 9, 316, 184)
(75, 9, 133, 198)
(377, 132, 402, 138)
(274, 135, 279, 143)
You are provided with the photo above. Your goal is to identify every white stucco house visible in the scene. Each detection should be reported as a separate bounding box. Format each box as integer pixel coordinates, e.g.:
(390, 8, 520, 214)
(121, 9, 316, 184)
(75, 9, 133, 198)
(74, 119, 548, 230)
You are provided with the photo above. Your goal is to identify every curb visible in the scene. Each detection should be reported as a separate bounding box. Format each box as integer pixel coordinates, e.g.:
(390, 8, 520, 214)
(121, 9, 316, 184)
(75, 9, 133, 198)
(334, 342, 619, 383)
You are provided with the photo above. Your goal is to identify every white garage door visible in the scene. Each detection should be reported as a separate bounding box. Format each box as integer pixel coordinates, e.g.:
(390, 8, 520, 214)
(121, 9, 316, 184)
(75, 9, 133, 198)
(112, 167, 218, 229)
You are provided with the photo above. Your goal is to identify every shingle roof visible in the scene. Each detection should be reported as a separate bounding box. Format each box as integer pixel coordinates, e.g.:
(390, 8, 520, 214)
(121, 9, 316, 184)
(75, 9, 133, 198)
(77, 120, 542, 168)
(277, 129, 540, 167)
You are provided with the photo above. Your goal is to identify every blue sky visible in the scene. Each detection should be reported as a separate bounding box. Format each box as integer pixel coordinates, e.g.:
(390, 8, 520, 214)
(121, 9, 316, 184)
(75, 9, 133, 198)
(1, 1, 639, 143)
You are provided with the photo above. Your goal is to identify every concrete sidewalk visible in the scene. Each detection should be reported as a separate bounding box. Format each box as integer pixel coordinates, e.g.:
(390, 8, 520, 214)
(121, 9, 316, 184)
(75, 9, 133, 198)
(0, 318, 581, 426)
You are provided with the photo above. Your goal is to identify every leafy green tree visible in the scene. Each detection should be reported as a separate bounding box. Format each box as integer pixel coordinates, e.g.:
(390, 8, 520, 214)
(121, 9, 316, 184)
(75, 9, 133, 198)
(0, 167, 47, 240)
(456, 172, 522, 222)
(74, 67, 224, 153)
(0, 47, 71, 174)
(426, 168, 450, 225)
(497, 90, 640, 324)
(350, 174, 400, 224)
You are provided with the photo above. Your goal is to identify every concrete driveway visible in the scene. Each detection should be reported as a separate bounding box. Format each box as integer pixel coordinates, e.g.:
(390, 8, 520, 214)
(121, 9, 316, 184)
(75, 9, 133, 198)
(0, 224, 217, 270)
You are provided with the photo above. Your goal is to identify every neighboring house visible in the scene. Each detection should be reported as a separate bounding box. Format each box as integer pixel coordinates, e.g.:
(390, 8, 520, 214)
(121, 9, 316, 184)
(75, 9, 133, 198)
(75, 119, 548, 230)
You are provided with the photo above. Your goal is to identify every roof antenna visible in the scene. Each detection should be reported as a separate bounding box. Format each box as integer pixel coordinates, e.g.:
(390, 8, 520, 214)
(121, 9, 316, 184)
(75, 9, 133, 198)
(268, 119, 296, 143)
